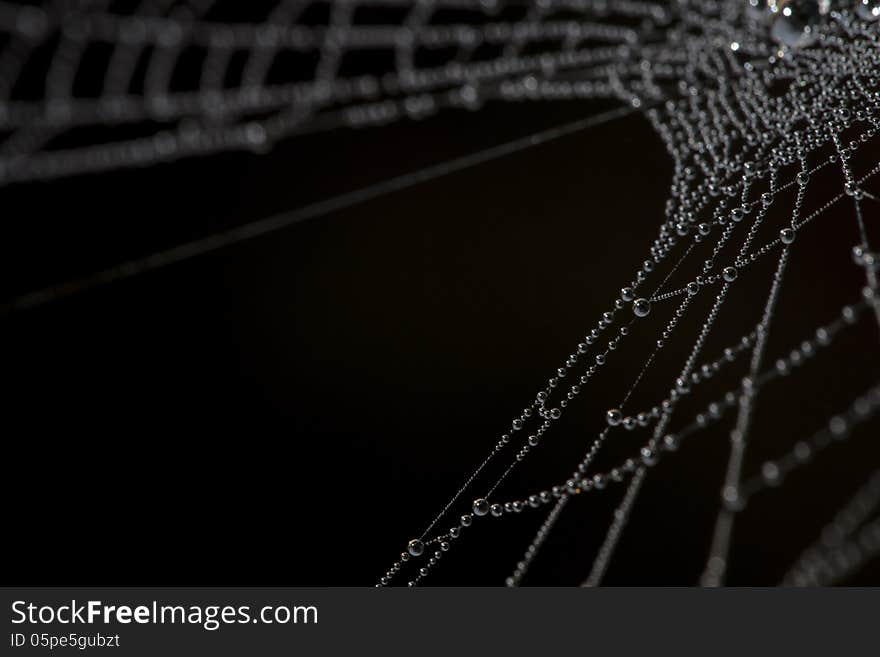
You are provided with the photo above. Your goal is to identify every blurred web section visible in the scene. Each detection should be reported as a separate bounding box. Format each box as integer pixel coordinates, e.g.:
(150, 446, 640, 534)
(783, 469, 880, 586)
(0, 0, 666, 184)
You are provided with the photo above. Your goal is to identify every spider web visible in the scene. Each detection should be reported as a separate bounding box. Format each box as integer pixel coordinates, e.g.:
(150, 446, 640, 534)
(2, 0, 880, 586)
(0, 0, 661, 183)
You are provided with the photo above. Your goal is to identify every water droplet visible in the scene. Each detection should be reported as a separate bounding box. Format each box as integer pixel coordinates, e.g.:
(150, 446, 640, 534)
(606, 409, 623, 426)
(633, 298, 651, 317)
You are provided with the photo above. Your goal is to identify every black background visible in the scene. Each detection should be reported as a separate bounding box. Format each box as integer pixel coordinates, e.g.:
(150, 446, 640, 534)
(2, 91, 879, 586)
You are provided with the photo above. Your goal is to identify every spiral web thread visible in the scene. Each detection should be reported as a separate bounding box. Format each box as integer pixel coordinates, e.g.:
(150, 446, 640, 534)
(2, 1, 880, 585)
(0, 0, 663, 184)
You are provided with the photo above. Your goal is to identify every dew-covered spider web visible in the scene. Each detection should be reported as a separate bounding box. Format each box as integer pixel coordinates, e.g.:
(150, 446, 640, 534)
(2, 0, 880, 585)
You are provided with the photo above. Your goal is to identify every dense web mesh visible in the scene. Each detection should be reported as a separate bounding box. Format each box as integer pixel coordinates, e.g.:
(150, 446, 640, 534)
(0, 0, 665, 183)
(2, 0, 880, 585)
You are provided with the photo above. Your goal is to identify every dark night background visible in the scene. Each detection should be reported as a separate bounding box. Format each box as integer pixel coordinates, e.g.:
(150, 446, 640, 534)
(2, 92, 879, 585)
